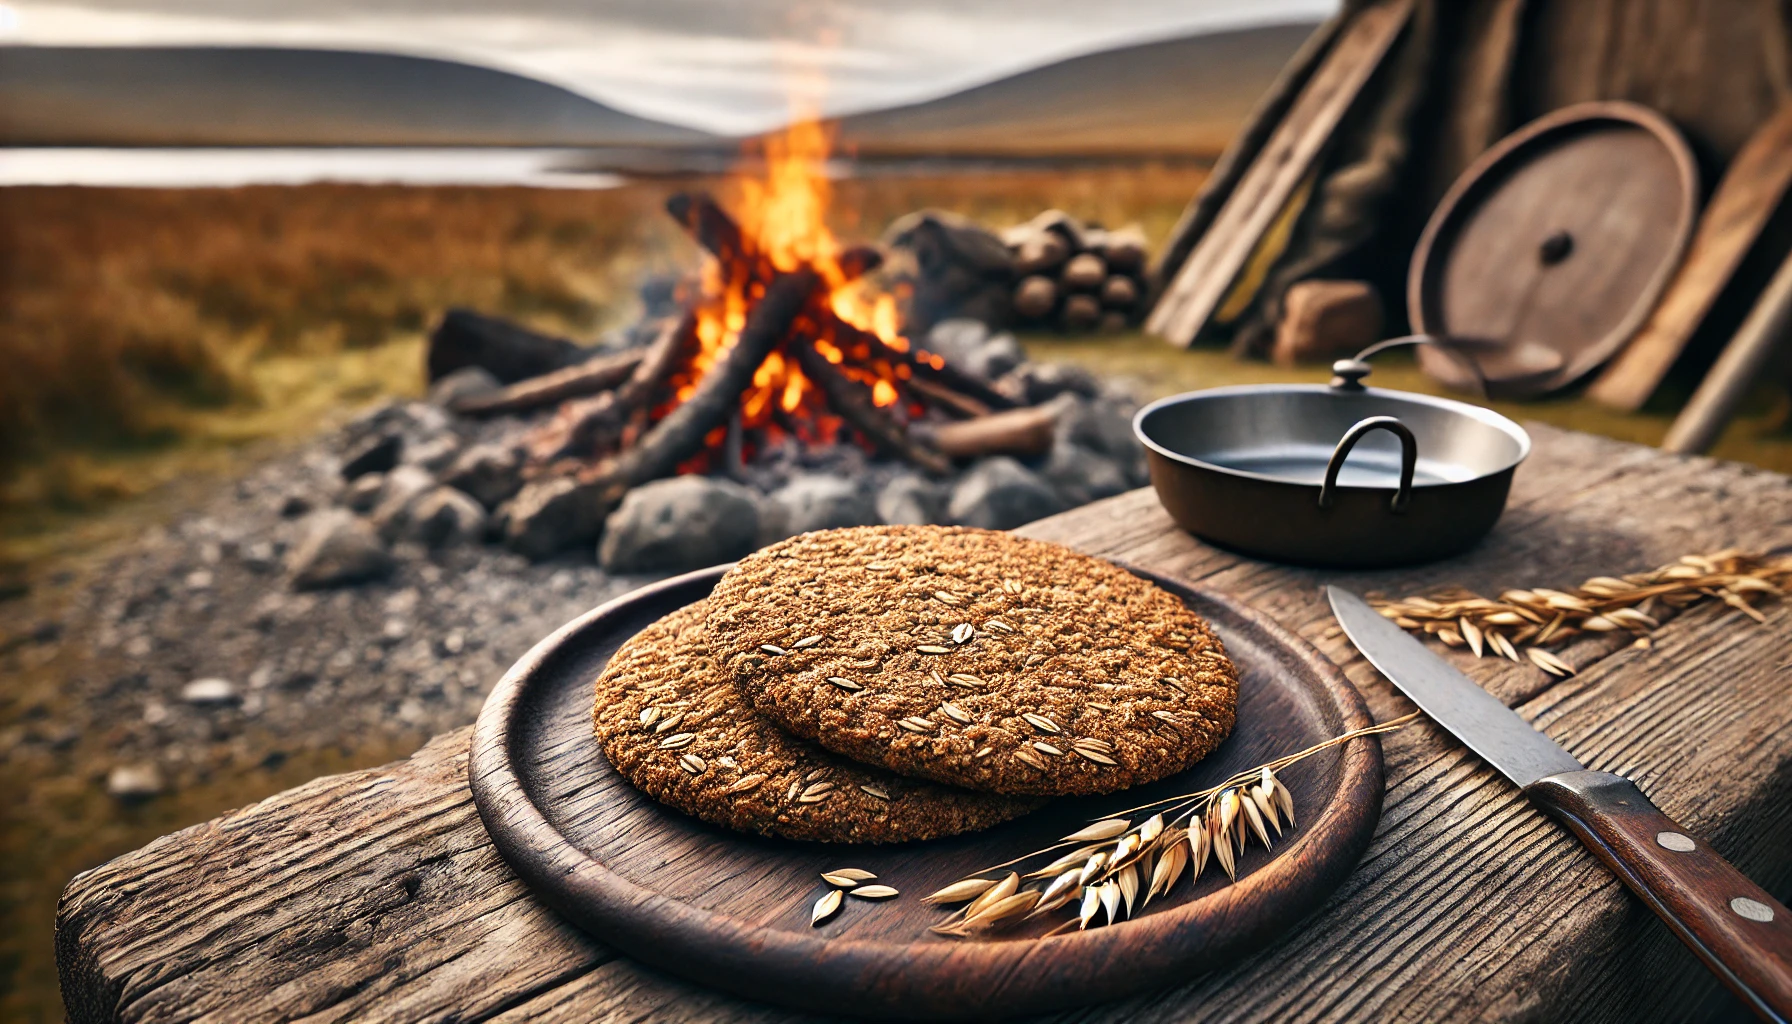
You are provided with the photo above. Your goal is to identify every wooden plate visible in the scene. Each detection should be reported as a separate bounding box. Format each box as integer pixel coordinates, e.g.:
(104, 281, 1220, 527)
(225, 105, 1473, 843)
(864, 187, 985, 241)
(470, 563, 1382, 1020)
(1408, 101, 1699, 398)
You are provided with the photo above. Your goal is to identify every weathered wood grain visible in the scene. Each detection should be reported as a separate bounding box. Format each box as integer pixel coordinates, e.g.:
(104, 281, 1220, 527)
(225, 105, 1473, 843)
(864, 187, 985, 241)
(59, 423, 1792, 1023)
(1146, 0, 1414, 347)
(1589, 106, 1792, 412)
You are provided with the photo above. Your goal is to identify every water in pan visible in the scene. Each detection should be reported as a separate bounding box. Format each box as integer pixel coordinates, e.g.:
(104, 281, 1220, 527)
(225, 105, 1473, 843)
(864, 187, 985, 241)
(1203, 441, 1473, 487)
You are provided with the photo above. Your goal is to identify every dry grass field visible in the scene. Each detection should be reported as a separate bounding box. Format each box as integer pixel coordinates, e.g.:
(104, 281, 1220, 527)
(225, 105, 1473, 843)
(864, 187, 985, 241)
(0, 164, 1209, 561)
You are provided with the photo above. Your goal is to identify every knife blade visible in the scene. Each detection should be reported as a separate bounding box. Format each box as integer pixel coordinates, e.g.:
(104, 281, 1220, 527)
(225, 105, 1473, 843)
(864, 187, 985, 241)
(1328, 585, 1792, 1023)
(1327, 586, 1582, 787)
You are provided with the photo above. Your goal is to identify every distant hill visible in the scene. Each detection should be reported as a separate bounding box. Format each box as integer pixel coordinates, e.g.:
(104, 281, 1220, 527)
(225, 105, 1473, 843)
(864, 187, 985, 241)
(0, 46, 712, 147)
(832, 22, 1319, 158)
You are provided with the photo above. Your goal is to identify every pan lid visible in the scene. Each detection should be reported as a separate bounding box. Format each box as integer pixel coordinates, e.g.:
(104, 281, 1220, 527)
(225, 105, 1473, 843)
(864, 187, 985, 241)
(1407, 101, 1699, 397)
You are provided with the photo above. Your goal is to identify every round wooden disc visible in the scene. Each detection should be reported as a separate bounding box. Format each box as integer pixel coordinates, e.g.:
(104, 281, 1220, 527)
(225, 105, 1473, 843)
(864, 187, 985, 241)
(1408, 101, 1699, 397)
(470, 563, 1383, 1020)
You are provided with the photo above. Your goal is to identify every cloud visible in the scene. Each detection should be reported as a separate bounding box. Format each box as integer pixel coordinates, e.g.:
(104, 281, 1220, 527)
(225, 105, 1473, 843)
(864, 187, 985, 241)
(5, 0, 1334, 132)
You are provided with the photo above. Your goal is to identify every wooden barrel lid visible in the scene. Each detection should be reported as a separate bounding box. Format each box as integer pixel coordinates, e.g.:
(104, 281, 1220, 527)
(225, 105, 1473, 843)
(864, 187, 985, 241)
(1408, 101, 1699, 397)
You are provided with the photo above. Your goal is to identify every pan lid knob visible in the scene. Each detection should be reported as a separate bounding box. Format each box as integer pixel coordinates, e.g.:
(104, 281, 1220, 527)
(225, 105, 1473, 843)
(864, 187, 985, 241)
(1330, 358, 1373, 392)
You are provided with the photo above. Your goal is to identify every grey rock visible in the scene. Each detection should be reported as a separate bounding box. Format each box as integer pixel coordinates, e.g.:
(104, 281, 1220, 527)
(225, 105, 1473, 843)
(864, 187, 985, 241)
(770, 474, 878, 536)
(1042, 442, 1132, 507)
(504, 476, 607, 560)
(241, 541, 278, 571)
(427, 365, 500, 407)
(948, 457, 1066, 530)
(278, 492, 312, 518)
(369, 465, 437, 539)
(107, 763, 165, 801)
(924, 318, 990, 366)
(403, 434, 463, 474)
(1057, 395, 1138, 459)
(963, 332, 1027, 382)
(996, 361, 1100, 404)
(343, 472, 387, 513)
(598, 475, 762, 574)
(181, 677, 239, 705)
(441, 443, 523, 509)
(402, 487, 488, 548)
(341, 432, 402, 480)
(877, 473, 948, 525)
(288, 510, 395, 590)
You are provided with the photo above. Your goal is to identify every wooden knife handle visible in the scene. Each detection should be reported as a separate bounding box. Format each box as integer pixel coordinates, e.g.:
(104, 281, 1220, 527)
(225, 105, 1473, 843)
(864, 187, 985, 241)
(1527, 769, 1792, 1022)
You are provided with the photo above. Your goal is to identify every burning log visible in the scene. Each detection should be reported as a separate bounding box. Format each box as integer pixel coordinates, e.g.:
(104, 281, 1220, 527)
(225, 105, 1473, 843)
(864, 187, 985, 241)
(450, 346, 645, 417)
(427, 308, 589, 384)
(667, 192, 758, 277)
(524, 314, 697, 464)
(666, 189, 1017, 425)
(821, 311, 1019, 413)
(789, 340, 951, 475)
(588, 269, 822, 500)
(917, 405, 1059, 460)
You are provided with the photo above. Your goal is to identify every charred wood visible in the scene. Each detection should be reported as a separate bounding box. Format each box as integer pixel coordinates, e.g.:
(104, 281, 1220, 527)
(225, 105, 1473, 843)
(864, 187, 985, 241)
(450, 347, 644, 417)
(524, 313, 696, 465)
(584, 269, 821, 501)
(789, 340, 951, 475)
(906, 376, 992, 419)
(427, 308, 589, 384)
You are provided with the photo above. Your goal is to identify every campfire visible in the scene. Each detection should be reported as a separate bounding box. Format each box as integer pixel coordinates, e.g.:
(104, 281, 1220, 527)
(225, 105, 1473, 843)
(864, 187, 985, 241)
(436, 118, 1065, 555)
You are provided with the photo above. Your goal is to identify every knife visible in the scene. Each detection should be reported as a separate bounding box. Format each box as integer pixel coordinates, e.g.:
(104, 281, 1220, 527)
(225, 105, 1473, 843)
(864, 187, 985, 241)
(1328, 585, 1792, 1022)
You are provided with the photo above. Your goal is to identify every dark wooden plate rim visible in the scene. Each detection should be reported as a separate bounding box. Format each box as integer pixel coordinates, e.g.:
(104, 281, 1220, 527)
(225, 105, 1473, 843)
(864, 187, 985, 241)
(469, 562, 1382, 1020)
(1408, 99, 1700, 395)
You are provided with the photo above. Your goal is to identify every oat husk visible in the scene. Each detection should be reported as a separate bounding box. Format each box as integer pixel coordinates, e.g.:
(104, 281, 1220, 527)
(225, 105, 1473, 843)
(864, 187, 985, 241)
(1363, 550, 1791, 676)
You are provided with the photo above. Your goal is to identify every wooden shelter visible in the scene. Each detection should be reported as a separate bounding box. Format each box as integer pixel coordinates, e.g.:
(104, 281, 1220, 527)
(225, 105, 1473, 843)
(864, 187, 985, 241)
(1149, 0, 1792, 446)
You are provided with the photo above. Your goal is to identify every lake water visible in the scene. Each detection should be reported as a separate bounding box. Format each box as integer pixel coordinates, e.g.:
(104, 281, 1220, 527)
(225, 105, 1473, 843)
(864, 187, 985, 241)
(0, 148, 628, 188)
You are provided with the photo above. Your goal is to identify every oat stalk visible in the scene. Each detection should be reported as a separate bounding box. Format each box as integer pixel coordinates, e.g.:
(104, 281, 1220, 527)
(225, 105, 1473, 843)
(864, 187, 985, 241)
(923, 712, 1420, 938)
(1358, 550, 1790, 676)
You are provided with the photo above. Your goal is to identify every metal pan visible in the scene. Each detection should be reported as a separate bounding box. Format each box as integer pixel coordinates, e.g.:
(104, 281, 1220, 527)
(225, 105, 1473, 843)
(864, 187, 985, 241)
(1132, 338, 1531, 568)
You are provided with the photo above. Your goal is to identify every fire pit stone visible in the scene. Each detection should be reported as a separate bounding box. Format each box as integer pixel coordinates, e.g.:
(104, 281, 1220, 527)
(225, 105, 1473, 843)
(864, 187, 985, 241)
(597, 475, 764, 575)
(765, 473, 880, 538)
(946, 456, 1067, 530)
(876, 472, 948, 526)
(287, 509, 395, 590)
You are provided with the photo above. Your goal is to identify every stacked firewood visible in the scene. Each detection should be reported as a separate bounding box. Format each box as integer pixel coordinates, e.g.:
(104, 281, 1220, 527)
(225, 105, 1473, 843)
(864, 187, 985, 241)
(1002, 211, 1148, 333)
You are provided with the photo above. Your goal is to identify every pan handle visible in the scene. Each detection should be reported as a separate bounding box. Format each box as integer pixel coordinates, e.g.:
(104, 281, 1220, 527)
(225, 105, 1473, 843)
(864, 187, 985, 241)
(1318, 416, 1416, 512)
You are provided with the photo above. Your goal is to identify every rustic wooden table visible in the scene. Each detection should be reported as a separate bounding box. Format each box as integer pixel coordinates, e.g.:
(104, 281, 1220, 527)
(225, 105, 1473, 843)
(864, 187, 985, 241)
(57, 424, 1792, 1023)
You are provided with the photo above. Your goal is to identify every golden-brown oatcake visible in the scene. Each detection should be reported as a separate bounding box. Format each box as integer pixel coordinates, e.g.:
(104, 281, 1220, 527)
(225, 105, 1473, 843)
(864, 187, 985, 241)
(706, 525, 1238, 797)
(592, 599, 1040, 843)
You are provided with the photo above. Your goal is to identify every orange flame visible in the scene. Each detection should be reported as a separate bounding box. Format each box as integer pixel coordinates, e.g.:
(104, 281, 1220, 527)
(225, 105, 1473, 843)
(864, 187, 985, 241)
(679, 110, 912, 441)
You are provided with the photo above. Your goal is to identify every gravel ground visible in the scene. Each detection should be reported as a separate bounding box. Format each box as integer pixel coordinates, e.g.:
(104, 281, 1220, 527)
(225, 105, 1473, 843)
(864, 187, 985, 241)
(0, 435, 659, 1023)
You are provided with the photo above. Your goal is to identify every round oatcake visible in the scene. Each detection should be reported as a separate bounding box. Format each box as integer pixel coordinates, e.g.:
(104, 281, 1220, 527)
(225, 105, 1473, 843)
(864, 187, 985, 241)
(705, 525, 1239, 797)
(592, 599, 1040, 843)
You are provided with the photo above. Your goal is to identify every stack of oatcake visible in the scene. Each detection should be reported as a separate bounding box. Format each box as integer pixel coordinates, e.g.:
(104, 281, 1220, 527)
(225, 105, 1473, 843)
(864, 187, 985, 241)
(593, 525, 1240, 843)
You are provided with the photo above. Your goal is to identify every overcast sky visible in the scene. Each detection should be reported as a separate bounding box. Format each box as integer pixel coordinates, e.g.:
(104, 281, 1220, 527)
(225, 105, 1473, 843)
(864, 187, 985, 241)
(0, 0, 1334, 132)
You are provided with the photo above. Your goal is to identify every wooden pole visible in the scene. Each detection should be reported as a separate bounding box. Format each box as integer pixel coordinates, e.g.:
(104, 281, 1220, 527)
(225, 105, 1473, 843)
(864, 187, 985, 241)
(1661, 251, 1792, 454)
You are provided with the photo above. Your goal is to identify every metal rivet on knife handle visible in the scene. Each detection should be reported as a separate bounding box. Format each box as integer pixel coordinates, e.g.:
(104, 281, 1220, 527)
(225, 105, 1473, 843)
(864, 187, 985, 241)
(1731, 897, 1776, 923)
(1656, 831, 1696, 852)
